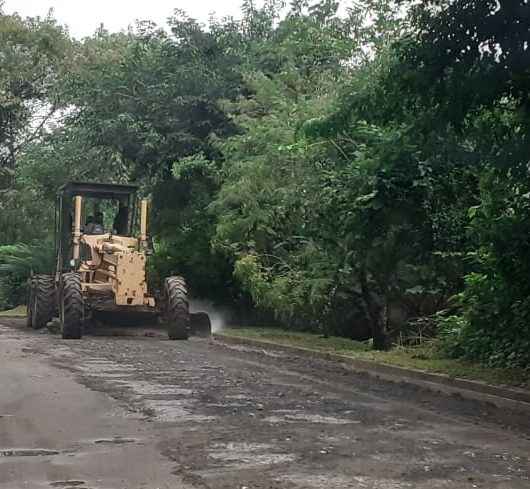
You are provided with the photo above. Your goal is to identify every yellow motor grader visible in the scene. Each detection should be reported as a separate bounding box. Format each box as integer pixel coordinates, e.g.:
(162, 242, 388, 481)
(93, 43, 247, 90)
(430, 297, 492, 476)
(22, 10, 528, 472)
(27, 182, 211, 339)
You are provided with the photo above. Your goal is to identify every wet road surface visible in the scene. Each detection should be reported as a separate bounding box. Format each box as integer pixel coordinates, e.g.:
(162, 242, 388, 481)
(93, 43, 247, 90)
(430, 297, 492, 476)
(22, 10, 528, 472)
(1, 319, 529, 489)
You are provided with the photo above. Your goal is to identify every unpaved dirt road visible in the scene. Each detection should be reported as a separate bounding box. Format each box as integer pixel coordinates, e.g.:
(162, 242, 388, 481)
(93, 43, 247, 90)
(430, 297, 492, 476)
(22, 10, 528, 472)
(1, 319, 529, 489)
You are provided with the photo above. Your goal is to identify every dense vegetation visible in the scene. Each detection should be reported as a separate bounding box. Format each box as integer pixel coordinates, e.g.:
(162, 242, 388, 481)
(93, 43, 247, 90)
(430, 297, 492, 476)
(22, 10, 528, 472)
(1, 1, 528, 368)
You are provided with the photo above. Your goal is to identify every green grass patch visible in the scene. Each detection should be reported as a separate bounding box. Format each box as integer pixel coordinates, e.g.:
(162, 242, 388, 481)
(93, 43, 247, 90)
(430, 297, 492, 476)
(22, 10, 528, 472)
(221, 326, 529, 388)
(221, 327, 371, 354)
(0, 305, 26, 317)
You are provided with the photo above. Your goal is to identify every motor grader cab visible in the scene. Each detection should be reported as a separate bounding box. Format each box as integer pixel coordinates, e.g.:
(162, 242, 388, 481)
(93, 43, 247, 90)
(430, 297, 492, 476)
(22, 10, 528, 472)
(27, 182, 211, 340)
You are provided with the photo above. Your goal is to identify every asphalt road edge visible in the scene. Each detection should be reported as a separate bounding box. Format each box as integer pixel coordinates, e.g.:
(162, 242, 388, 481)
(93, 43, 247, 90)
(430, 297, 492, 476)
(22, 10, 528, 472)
(213, 333, 530, 415)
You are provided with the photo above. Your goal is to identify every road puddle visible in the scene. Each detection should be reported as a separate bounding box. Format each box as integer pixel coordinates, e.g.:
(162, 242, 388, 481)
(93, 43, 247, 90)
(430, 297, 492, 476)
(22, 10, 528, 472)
(93, 437, 136, 444)
(50, 481, 86, 487)
(143, 399, 217, 422)
(0, 448, 60, 457)
(279, 474, 417, 488)
(208, 442, 296, 468)
(265, 412, 360, 425)
(121, 380, 193, 396)
(76, 359, 137, 374)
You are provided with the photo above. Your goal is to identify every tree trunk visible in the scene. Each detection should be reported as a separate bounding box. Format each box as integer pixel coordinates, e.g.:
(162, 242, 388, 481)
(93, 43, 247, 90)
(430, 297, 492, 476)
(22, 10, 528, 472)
(359, 263, 390, 351)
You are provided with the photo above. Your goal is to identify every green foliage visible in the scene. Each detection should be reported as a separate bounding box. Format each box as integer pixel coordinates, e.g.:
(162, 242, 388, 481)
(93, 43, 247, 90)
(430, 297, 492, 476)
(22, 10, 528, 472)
(293, 0, 530, 362)
(437, 175, 530, 368)
(0, 11, 73, 244)
(211, 55, 357, 333)
(0, 11, 72, 171)
(383, 1, 530, 367)
(149, 176, 234, 300)
(1, 1, 529, 367)
(0, 242, 55, 309)
(398, 0, 529, 125)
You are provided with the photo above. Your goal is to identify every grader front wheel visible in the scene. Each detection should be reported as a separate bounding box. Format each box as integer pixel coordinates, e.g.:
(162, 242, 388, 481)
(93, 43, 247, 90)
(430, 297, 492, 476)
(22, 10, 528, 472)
(165, 276, 190, 340)
(27, 275, 54, 329)
(60, 272, 84, 339)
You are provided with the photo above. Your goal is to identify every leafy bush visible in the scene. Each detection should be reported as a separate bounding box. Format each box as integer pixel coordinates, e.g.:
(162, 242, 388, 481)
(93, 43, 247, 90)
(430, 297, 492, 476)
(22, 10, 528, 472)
(438, 271, 530, 369)
(0, 243, 55, 310)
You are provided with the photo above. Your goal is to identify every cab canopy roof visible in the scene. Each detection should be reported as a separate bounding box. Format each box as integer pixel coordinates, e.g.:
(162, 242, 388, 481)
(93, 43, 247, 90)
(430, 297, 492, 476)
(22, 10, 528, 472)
(58, 182, 138, 200)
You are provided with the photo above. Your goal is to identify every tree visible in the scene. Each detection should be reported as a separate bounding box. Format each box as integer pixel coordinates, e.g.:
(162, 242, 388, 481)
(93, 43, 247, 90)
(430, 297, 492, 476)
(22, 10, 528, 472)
(0, 10, 71, 177)
(319, 0, 530, 361)
(211, 2, 382, 340)
(0, 10, 73, 244)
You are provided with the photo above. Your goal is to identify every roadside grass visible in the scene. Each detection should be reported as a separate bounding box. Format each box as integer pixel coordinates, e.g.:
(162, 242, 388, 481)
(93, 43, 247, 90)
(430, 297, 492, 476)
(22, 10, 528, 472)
(220, 326, 371, 354)
(220, 326, 530, 388)
(0, 305, 26, 317)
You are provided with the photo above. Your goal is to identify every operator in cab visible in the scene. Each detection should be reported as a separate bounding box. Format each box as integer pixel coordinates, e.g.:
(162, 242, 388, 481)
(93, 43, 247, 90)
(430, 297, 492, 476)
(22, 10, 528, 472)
(85, 212, 105, 234)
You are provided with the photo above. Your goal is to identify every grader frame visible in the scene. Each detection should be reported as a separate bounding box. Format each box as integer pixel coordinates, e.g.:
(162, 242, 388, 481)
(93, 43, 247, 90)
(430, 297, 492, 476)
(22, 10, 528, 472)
(27, 182, 210, 340)
(56, 182, 154, 308)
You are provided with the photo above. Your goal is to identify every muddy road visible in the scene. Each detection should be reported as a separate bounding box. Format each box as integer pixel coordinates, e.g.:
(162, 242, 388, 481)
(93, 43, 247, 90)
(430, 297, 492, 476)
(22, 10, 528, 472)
(1, 319, 529, 489)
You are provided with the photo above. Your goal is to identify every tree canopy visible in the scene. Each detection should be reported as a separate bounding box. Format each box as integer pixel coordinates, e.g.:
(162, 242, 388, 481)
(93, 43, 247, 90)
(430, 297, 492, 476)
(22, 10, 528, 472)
(1, 0, 529, 365)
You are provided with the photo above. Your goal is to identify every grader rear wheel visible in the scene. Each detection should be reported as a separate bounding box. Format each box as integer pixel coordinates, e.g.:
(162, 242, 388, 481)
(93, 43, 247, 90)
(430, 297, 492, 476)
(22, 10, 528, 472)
(165, 276, 189, 340)
(26, 275, 55, 329)
(60, 272, 84, 339)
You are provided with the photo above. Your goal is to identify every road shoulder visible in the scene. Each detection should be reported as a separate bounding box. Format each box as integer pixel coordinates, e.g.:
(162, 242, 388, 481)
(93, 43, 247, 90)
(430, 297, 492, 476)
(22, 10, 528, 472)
(213, 332, 530, 415)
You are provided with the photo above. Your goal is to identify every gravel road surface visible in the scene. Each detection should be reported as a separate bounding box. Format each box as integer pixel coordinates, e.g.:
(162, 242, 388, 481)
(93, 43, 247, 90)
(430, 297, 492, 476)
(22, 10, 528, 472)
(1, 318, 529, 489)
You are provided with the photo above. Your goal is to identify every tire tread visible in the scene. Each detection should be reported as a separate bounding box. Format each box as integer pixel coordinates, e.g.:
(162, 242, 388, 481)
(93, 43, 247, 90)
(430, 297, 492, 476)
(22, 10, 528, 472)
(27, 275, 55, 329)
(165, 276, 189, 340)
(61, 272, 83, 339)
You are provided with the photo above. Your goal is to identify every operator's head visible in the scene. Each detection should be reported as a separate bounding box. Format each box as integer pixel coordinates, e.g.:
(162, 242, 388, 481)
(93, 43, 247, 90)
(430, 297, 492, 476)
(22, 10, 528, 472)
(95, 212, 104, 224)
(86, 215, 94, 224)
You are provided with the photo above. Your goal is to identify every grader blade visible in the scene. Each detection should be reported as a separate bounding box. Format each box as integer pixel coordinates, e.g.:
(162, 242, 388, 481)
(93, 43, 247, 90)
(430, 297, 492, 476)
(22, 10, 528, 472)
(91, 305, 159, 326)
(190, 312, 212, 337)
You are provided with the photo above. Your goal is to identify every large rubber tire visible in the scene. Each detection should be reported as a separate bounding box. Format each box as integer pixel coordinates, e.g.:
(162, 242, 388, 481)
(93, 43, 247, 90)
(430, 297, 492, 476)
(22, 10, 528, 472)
(60, 272, 84, 339)
(165, 276, 189, 340)
(26, 275, 55, 329)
